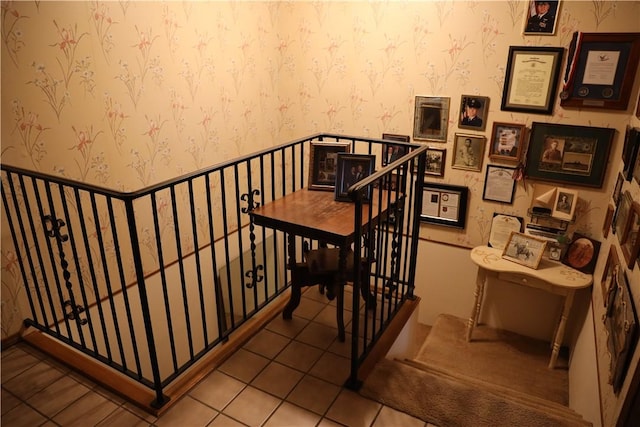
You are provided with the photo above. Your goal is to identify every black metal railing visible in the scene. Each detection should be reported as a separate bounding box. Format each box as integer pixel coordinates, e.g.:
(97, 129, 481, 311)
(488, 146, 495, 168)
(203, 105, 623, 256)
(1, 133, 425, 409)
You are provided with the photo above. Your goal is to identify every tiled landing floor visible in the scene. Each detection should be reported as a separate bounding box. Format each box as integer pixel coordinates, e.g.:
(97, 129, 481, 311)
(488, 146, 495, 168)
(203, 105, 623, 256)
(1, 288, 436, 427)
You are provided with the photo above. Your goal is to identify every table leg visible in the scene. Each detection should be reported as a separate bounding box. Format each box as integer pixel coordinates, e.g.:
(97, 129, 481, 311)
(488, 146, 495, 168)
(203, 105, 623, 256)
(336, 245, 348, 342)
(283, 234, 300, 320)
(466, 267, 487, 342)
(549, 290, 574, 369)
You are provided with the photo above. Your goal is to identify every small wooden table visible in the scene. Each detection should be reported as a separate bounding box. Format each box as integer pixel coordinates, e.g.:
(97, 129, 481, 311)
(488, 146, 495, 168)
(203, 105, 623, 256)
(249, 188, 395, 341)
(467, 246, 593, 369)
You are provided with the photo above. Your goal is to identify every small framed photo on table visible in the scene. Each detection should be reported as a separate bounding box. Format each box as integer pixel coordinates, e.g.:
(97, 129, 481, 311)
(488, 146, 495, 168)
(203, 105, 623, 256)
(551, 188, 578, 221)
(458, 95, 488, 131)
(502, 231, 547, 269)
(334, 153, 375, 202)
(562, 233, 601, 274)
(452, 134, 486, 172)
(308, 142, 351, 191)
(489, 122, 526, 162)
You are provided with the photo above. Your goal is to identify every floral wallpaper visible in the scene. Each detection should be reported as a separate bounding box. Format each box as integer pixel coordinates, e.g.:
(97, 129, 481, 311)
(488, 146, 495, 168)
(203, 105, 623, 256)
(2, 1, 640, 425)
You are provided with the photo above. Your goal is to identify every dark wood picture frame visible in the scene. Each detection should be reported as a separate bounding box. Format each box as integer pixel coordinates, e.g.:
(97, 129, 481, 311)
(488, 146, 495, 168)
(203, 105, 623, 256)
(622, 126, 640, 181)
(560, 32, 640, 110)
(458, 95, 489, 131)
(614, 191, 633, 239)
(601, 244, 620, 304)
(425, 147, 446, 177)
(501, 46, 564, 115)
(452, 133, 486, 172)
(524, 122, 615, 188)
(562, 232, 601, 274)
(334, 153, 375, 202)
(420, 183, 468, 229)
(308, 142, 350, 191)
(381, 133, 411, 166)
(620, 201, 640, 270)
(488, 122, 526, 162)
(413, 96, 450, 142)
(482, 164, 517, 204)
(603, 204, 615, 238)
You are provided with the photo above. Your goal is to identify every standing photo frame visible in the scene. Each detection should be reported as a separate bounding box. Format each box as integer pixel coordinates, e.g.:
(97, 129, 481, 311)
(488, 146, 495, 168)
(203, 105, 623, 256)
(489, 122, 527, 162)
(413, 96, 450, 143)
(523, 0, 560, 35)
(501, 46, 564, 115)
(560, 32, 640, 110)
(452, 134, 486, 172)
(425, 147, 446, 177)
(502, 231, 547, 269)
(420, 183, 468, 229)
(551, 187, 578, 221)
(483, 165, 517, 204)
(525, 122, 615, 188)
(334, 153, 376, 202)
(458, 95, 489, 131)
(381, 133, 411, 166)
(308, 142, 351, 191)
(562, 233, 601, 274)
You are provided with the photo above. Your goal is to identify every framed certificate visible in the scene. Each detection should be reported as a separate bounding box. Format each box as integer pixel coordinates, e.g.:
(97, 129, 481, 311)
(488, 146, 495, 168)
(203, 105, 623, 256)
(488, 213, 523, 250)
(420, 183, 468, 229)
(501, 46, 564, 115)
(560, 32, 640, 110)
(482, 164, 517, 204)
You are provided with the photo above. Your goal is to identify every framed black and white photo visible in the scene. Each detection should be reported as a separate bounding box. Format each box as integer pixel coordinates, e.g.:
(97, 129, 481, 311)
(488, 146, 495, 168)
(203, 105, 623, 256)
(413, 96, 450, 142)
(523, 0, 560, 35)
(482, 165, 517, 204)
(381, 133, 411, 166)
(425, 147, 446, 177)
(420, 183, 468, 229)
(458, 95, 489, 131)
(308, 142, 351, 191)
(551, 188, 578, 221)
(334, 153, 375, 202)
(489, 122, 526, 162)
(452, 134, 486, 172)
(525, 122, 615, 188)
(502, 232, 547, 269)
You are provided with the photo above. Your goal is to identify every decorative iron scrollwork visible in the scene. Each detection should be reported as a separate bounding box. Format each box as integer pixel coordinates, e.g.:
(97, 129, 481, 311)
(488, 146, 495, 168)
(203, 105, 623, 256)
(241, 188, 261, 213)
(63, 300, 88, 325)
(245, 265, 264, 289)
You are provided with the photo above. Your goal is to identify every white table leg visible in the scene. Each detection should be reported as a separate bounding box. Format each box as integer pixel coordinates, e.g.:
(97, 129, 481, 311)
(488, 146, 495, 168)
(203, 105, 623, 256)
(549, 290, 575, 369)
(466, 268, 487, 342)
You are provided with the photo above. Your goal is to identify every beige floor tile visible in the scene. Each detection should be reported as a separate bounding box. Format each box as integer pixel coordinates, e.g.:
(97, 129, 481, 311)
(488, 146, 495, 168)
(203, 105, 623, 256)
(243, 328, 290, 359)
(122, 401, 159, 424)
(313, 305, 352, 331)
(317, 417, 344, 426)
(286, 375, 340, 416)
(302, 286, 330, 303)
(263, 401, 321, 427)
(296, 321, 340, 350)
(250, 361, 304, 398)
(207, 413, 246, 426)
(309, 351, 350, 386)
(95, 406, 149, 426)
(218, 348, 270, 383)
(189, 370, 246, 411)
(1, 388, 22, 415)
(52, 391, 119, 426)
(1, 347, 41, 384)
(1, 402, 47, 427)
(293, 296, 328, 320)
(327, 333, 362, 358)
(325, 389, 381, 427)
(372, 406, 426, 427)
(3, 360, 66, 400)
(275, 340, 323, 372)
(265, 315, 309, 338)
(27, 375, 92, 417)
(156, 395, 218, 427)
(222, 385, 280, 426)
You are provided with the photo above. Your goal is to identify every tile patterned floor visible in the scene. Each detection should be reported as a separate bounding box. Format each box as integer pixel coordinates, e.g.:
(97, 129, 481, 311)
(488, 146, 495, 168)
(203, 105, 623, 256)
(1, 288, 436, 427)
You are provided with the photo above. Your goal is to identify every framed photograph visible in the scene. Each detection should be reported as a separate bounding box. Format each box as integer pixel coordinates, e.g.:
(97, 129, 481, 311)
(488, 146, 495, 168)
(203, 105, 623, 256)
(334, 153, 375, 202)
(524, 122, 615, 188)
(523, 0, 560, 35)
(502, 231, 547, 269)
(425, 147, 446, 177)
(382, 133, 411, 166)
(420, 183, 468, 229)
(483, 165, 517, 204)
(633, 141, 640, 185)
(614, 191, 633, 239)
(601, 245, 620, 304)
(413, 96, 450, 142)
(622, 126, 640, 181)
(560, 32, 640, 110)
(488, 213, 523, 250)
(620, 201, 640, 269)
(489, 122, 526, 162)
(612, 172, 624, 204)
(308, 142, 350, 191)
(452, 134, 486, 172)
(551, 188, 578, 221)
(501, 46, 564, 115)
(562, 233, 601, 274)
(603, 204, 615, 238)
(458, 95, 488, 131)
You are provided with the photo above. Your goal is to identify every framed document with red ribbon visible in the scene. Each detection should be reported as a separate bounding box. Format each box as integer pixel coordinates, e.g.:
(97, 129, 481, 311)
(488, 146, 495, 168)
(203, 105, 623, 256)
(560, 32, 640, 110)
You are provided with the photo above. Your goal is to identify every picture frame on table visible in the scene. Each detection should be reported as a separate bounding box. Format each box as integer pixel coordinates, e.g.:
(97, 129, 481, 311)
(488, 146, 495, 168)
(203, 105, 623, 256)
(334, 153, 376, 202)
(458, 95, 489, 131)
(488, 213, 524, 250)
(413, 96, 450, 143)
(488, 122, 526, 162)
(308, 142, 351, 191)
(452, 133, 486, 172)
(524, 122, 615, 188)
(501, 46, 564, 115)
(424, 147, 446, 177)
(381, 133, 411, 166)
(562, 233, 601, 274)
(622, 126, 640, 181)
(482, 164, 517, 204)
(420, 183, 468, 229)
(560, 32, 640, 111)
(523, 0, 560, 35)
(601, 245, 620, 305)
(502, 231, 547, 270)
(620, 201, 640, 270)
(551, 187, 578, 221)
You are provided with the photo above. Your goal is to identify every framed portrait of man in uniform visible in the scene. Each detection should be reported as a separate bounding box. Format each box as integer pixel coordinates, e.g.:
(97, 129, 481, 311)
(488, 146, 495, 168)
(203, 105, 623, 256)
(523, 0, 560, 35)
(458, 95, 489, 131)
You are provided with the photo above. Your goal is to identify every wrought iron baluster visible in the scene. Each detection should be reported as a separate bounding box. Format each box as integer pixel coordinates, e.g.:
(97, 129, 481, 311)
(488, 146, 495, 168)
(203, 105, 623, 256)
(242, 189, 263, 288)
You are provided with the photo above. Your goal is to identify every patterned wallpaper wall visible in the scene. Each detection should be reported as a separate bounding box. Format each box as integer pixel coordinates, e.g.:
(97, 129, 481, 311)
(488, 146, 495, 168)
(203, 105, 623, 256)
(2, 1, 640, 424)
